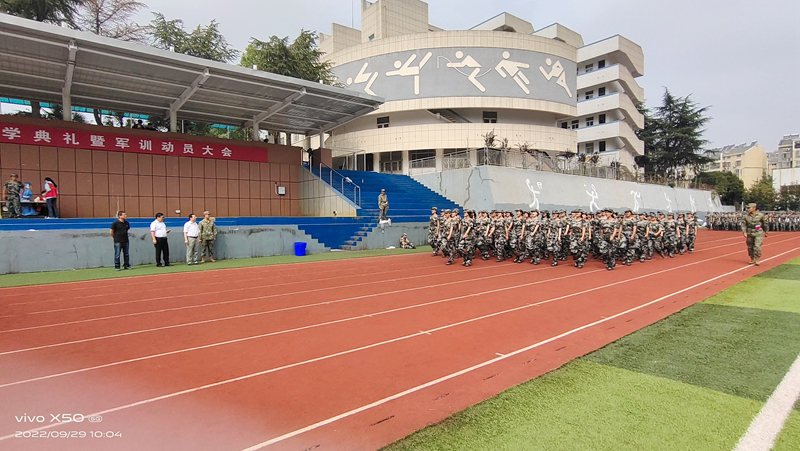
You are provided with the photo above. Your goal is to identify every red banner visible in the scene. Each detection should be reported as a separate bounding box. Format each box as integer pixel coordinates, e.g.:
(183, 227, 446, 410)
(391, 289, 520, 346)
(0, 122, 268, 163)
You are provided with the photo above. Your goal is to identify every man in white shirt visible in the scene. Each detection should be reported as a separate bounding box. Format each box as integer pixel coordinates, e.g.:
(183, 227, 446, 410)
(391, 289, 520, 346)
(183, 213, 201, 265)
(150, 212, 171, 267)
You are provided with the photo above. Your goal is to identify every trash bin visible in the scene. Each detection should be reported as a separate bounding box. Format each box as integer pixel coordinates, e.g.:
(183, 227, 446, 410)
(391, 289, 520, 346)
(294, 242, 307, 256)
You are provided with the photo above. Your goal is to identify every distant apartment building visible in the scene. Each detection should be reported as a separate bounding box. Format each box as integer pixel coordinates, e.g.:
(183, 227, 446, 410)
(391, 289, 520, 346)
(317, 0, 645, 173)
(704, 142, 767, 188)
(770, 134, 800, 190)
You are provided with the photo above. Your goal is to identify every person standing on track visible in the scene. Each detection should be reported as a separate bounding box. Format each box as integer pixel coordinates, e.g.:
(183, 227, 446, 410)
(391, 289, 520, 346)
(183, 213, 201, 265)
(150, 212, 171, 267)
(742, 203, 769, 266)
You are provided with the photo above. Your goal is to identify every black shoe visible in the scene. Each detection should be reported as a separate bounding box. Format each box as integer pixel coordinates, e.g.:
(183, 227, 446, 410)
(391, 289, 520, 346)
(625, 262, 631, 266)
(551, 261, 558, 267)
(482, 256, 489, 260)
(640, 258, 646, 263)
(578, 263, 584, 268)
(446, 260, 452, 265)
(607, 265, 613, 270)
(669, 253, 675, 258)
(432, 252, 438, 256)
(123, 266, 131, 270)
(156, 264, 163, 267)
(688, 249, 693, 254)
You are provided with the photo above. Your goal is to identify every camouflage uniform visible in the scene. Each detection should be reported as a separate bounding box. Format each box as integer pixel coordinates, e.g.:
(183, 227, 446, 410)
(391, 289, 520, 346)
(598, 214, 618, 270)
(428, 209, 441, 255)
(509, 213, 525, 263)
(620, 214, 638, 265)
(3, 178, 23, 218)
(648, 217, 665, 258)
(547, 214, 563, 266)
(199, 216, 218, 261)
(475, 212, 491, 260)
(458, 213, 476, 266)
(445, 212, 462, 265)
(741, 205, 769, 264)
(635, 215, 650, 262)
(567, 212, 589, 268)
(663, 217, 679, 258)
(492, 215, 508, 262)
(686, 214, 697, 253)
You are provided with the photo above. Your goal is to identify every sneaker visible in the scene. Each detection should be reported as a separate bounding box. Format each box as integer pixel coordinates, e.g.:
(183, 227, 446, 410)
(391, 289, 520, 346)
(115, 267, 121, 271)
(123, 266, 131, 270)
(156, 264, 163, 268)
(164, 263, 172, 267)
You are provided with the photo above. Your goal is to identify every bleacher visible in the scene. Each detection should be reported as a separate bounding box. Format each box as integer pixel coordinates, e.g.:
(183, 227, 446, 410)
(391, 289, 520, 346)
(0, 171, 461, 250)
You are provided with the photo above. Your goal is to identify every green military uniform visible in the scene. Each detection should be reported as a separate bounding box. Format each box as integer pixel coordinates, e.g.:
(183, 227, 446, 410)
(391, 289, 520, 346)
(3, 175, 23, 218)
(199, 213, 218, 262)
(378, 190, 389, 221)
(741, 203, 769, 264)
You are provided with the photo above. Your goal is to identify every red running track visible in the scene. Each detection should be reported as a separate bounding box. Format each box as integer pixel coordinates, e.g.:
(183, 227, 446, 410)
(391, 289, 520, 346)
(1, 231, 798, 451)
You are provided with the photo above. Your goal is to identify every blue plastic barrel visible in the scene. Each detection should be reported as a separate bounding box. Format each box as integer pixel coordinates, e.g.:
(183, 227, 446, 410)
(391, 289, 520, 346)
(294, 242, 307, 256)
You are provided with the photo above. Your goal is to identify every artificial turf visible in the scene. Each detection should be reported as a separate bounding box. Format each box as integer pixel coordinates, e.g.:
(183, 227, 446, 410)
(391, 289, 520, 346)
(0, 246, 430, 288)
(382, 257, 800, 451)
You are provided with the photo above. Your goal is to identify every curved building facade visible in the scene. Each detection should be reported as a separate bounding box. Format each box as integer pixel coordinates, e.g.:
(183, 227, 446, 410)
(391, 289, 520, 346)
(319, 0, 644, 174)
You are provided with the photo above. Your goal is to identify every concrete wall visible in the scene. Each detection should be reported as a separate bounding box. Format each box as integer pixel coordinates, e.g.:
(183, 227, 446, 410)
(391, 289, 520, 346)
(354, 222, 429, 250)
(0, 225, 328, 274)
(414, 166, 724, 218)
(299, 169, 358, 217)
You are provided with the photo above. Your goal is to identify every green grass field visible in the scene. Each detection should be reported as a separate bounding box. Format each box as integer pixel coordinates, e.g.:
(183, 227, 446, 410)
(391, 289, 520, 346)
(383, 257, 800, 451)
(0, 246, 429, 288)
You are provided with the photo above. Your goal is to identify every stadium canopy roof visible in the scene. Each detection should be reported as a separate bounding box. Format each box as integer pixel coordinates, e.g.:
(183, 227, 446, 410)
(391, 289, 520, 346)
(0, 13, 383, 137)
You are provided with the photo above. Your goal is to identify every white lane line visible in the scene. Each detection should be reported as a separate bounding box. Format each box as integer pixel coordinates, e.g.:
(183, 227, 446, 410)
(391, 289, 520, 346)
(4, 258, 449, 307)
(4, 245, 795, 443)
(0, 270, 602, 386)
(236, 246, 800, 450)
(0, 249, 432, 297)
(1, 260, 464, 317)
(0, 261, 556, 335)
(733, 352, 800, 451)
(3, 235, 774, 353)
(0, 235, 755, 334)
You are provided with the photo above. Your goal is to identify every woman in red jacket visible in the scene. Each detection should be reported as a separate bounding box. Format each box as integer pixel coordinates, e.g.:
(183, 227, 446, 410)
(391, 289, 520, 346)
(43, 177, 59, 218)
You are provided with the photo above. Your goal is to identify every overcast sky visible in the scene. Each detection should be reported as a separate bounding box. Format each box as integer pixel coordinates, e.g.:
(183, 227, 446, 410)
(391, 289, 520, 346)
(131, 0, 798, 150)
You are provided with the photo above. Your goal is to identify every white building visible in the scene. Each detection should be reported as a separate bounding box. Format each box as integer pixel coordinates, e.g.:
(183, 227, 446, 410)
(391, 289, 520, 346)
(770, 134, 800, 191)
(318, 0, 645, 174)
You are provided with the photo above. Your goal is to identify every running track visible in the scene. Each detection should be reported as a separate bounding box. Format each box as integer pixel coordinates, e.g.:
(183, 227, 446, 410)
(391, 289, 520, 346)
(1, 231, 798, 451)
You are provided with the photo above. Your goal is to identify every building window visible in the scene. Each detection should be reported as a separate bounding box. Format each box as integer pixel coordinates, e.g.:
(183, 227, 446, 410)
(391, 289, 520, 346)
(796, 150, 800, 158)
(377, 116, 389, 128)
(368, 34, 375, 41)
(585, 142, 594, 153)
(598, 87, 606, 96)
(586, 116, 594, 127)
(571, 120, 579, 130)
(735, 160, 742, 167)
(598, 60, 606, 69)
(599, 141, 606, 152)
(599, 114, 606, 124)
(795, 142, 800, 149)
(585, 63, 593, 73)
(561, 122, 568, 129)
(483, 111, 498, 124)
(585, 91, 594, 100)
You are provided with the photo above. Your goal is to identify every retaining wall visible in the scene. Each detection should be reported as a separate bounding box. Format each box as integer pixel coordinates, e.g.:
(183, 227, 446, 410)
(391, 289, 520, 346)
(0, 225, 327, 274)
(414, 166, 725, 217)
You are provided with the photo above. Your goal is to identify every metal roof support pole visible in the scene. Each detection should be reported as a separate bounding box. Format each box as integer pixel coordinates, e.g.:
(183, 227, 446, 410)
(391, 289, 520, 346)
(169, 68, 210, 132)
(62, 40, 77, 121)
(252, 116, 260, 141)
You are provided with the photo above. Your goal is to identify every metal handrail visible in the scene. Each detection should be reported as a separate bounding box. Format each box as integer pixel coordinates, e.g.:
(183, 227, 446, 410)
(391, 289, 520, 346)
(306, 160, 362, 207)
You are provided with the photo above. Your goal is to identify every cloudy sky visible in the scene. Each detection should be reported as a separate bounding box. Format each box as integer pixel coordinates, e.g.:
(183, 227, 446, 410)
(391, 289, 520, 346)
(131, 0, 797, 150)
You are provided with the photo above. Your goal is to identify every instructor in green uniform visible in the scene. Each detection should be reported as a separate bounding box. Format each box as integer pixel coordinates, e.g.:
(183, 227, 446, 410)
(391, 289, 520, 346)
(741, 203, 769, 266)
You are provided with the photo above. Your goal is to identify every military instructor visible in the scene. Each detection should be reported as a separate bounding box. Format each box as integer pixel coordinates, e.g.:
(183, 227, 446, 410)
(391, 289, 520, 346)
(378, 188, 389, 221)
(741, 202, 769, 266)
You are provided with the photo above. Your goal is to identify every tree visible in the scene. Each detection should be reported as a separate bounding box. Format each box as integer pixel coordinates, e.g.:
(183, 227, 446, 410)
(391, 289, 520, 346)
(0, 0, 84, 26)
(76, 0, 148, 125)
(744, 176, 777, 211)
(149, 13, 239, 63)
(239, 30, 338, 85)
(1, 0, 85, 117)
(77, 0, 147, 41)
(634, 89, 713, 180)
(776, 185, 800, 211)
(695, 171, 745, 206)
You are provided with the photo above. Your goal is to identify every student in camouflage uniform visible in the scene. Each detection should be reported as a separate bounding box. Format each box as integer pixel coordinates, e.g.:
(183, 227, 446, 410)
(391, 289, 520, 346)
(547, 210, 564, 266)
(663, 213, 681, 258)
(567, 210, 589, 268)
(676, 213, 687, 254)
(509, 209, 526, 263)
(458, 210, 476, 266)
(741, 203, 769, 265)
(438, 209, 450, 258)
(649, 213, 665, 258)
(2, 173, 23, 218)
(686, 213, 698, 253)
(489, 211, 508, 262)
(598, 209, 618, 270)
(400, 233, 416, 249)
(428, 207, 440, 256)
(635, 213, 650, 262)
(620, 210, 638, 266)
(475, 211, 490, 260)
(444, 209, 462, 265)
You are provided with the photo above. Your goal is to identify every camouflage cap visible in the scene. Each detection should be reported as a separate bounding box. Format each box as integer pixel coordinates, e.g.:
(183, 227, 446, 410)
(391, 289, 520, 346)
(431, 206, 438, 211)
(747, 203, 757, 208)
(442, 209, 450, 213)
(10, 173, 18, 177)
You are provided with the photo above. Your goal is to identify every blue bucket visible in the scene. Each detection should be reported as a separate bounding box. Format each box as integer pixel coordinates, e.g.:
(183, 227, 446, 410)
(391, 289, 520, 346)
(294, 242, 307, 256)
